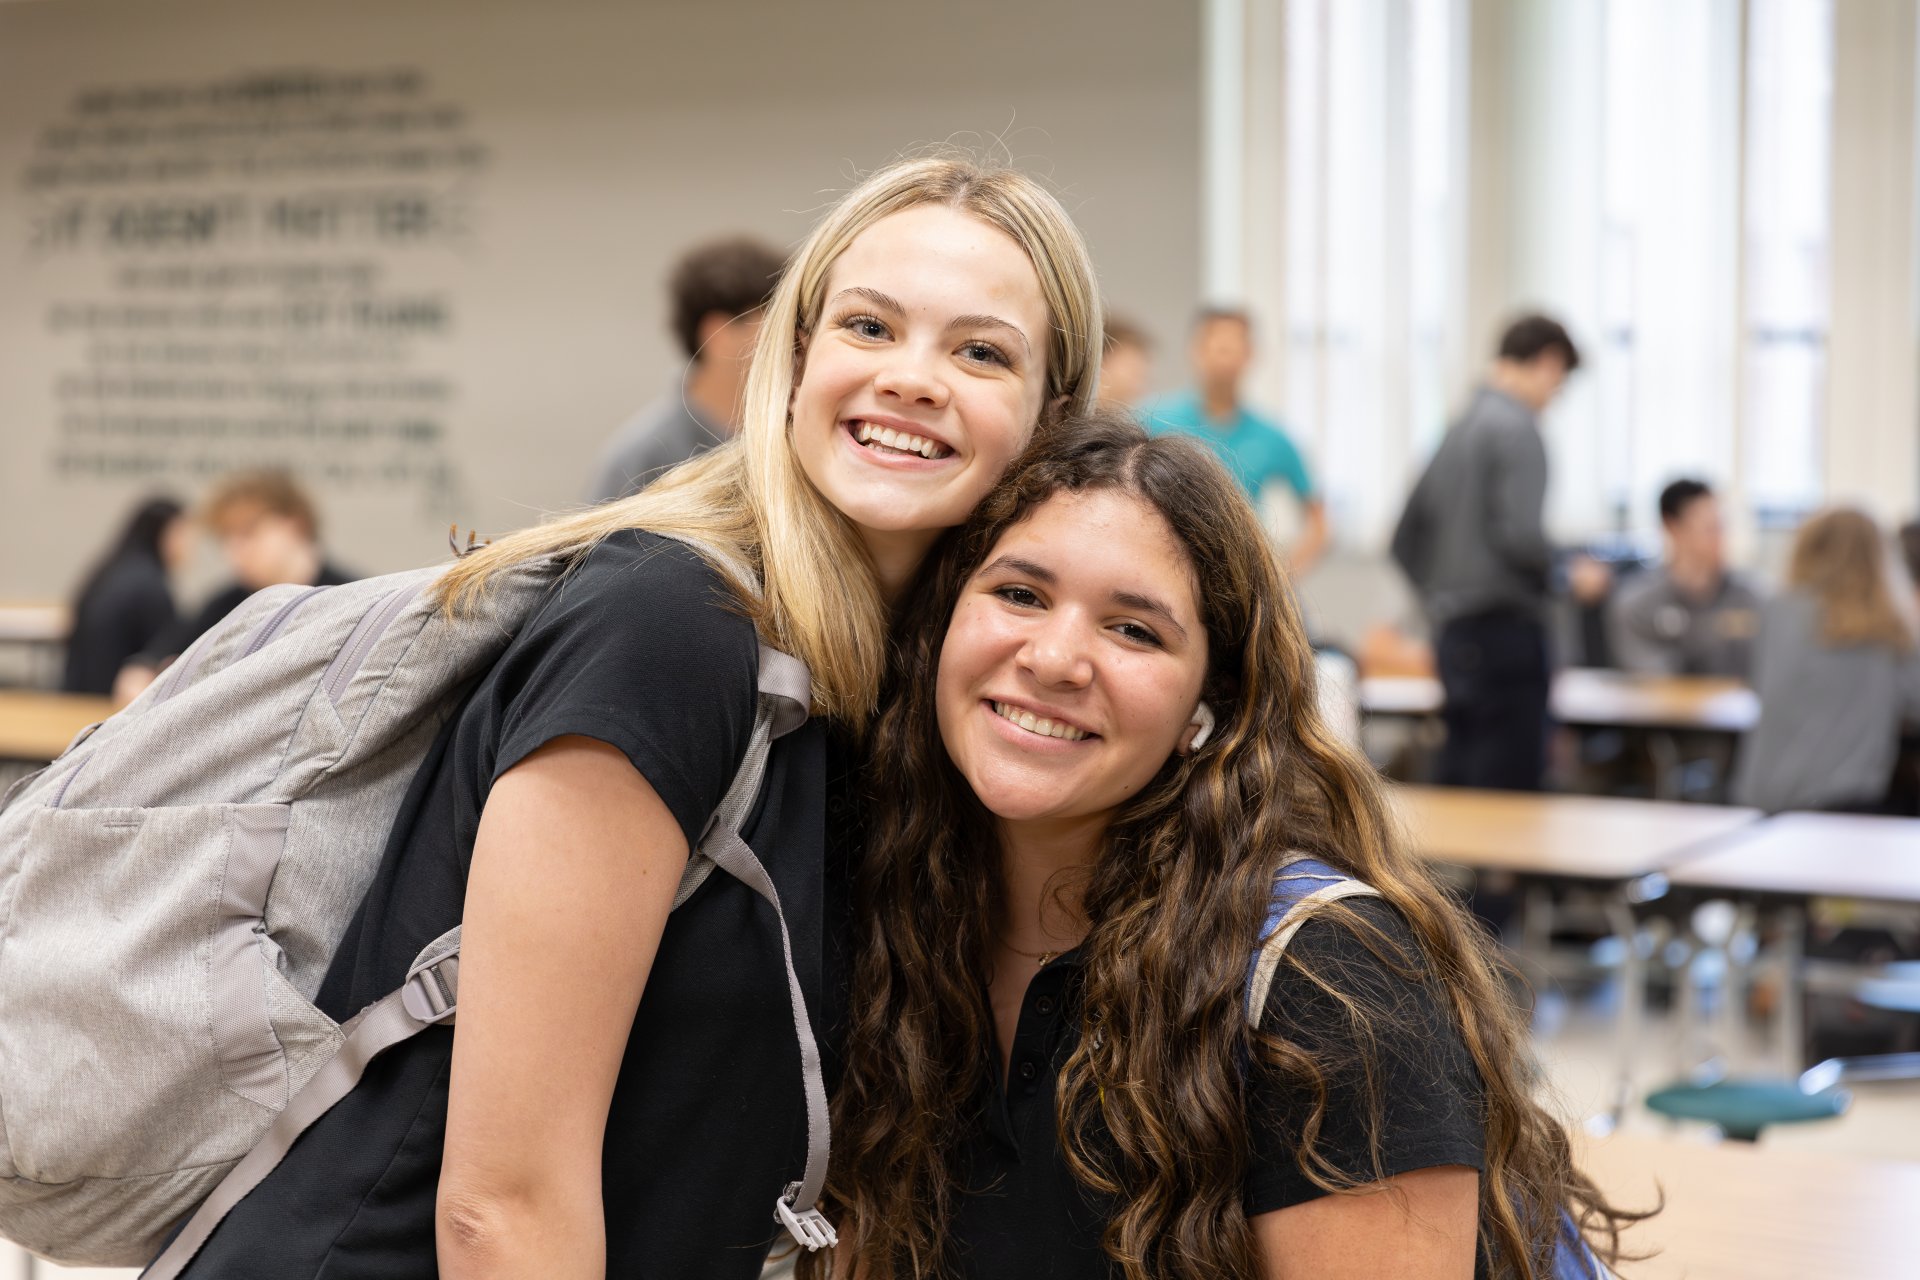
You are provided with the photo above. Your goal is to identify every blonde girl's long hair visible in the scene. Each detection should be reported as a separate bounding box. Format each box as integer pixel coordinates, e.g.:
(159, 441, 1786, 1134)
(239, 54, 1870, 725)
(1787, 507, 1915, 653)
(434, 154, 1105, 726)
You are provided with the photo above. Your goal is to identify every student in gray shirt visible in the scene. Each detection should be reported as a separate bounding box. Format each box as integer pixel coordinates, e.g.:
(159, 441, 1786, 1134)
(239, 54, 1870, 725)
(1734, 508, 1920, 812)
(588, 237, 786, 502)
(1391, 314, 1590, 790)
(1610, 478, 1763, 679)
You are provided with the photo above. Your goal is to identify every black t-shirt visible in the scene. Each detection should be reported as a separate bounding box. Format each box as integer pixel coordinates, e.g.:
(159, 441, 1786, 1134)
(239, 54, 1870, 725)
(179, 532, 829, 1279)
(62, 550, 176, 694)
(950, 898, 1488, 1279)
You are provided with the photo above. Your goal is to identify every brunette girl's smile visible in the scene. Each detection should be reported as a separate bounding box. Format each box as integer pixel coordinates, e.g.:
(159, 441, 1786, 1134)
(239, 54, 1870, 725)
(983, 697, 1097, 744)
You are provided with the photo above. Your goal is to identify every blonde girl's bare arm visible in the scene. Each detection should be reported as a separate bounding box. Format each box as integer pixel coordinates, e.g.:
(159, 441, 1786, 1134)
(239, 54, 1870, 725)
(436, 735, 690, 1277)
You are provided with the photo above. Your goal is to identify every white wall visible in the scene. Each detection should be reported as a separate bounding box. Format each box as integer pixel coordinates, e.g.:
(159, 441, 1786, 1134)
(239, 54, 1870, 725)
(0, 0, 1202, 600)
(1825, 0, 1919, 520)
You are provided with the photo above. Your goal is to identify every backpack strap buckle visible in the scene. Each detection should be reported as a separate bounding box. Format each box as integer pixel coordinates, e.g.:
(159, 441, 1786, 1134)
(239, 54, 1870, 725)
(401, 954, 459, 1025)
(775, 1181, 838, 1251)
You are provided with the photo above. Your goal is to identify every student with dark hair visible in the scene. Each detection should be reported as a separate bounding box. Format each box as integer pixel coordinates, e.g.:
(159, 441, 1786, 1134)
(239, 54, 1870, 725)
(1140, 308, 1329, 575)
(1734, 508, 1920, 812)
(1096, 315, 1154, 412)
(1390, 313, 1592, 791)
(1609, 478, 1763, 678)
(815, 415, 1638, 1280)
(589, 236, 788, 501)
(61, 496, 190, 695)
(113, 471, 355, 705)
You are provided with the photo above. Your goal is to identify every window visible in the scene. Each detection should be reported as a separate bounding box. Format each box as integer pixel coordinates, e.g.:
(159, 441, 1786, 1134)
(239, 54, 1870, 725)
(1742, 0, 1833, 520)
(1531, 0, 1830, 537)
(1588, 0, 1744, 533)
(1282, 0, 1464, 544)
(1258, 0, 1835, 544)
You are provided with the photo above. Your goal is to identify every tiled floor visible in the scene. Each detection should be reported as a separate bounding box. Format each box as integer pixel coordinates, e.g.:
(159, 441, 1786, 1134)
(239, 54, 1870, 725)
(1534, 975, 1920, 1164)
(7, 987, 1917, 1278)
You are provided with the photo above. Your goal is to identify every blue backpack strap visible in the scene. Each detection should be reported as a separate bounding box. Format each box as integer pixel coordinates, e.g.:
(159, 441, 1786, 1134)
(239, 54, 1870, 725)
(1247, 856, 1382, 1021)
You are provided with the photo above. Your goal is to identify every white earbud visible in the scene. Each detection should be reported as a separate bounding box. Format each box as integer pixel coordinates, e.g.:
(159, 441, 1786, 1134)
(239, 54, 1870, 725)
(1187, 701, 1217, 751)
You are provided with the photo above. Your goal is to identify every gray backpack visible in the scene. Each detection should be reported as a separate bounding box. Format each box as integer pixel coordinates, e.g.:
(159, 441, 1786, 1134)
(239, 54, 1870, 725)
(0, 546, 837, 1272)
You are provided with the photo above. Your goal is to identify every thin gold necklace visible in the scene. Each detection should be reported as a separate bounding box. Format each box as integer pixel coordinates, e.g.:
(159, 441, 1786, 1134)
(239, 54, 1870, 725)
(998, 936, 1072, 966)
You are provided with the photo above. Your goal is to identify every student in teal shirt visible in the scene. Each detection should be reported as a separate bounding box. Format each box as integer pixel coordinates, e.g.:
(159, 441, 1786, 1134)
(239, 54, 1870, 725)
(1141, 307, 1329, 573)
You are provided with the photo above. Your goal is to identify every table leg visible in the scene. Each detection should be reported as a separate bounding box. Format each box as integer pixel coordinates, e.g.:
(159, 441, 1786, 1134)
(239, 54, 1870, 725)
(1715, 902, 1758, 1068)
(1647, 731, 1682, 801)
(1777, 905, 1806, 1075)
(1520, 883, 1554, 960)
(1603, 895, 1645, 1122)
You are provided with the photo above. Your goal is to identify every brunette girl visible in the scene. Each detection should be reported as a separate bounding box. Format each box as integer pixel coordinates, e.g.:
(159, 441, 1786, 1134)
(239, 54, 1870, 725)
(822, 416, 1637, 1279)
(174, 156, 1102, 1278)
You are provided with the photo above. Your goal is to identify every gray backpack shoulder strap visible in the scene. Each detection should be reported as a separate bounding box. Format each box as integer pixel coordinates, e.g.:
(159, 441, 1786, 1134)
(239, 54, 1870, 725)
(145, 644, 828, 1278)
(692, 644, 835, 1250)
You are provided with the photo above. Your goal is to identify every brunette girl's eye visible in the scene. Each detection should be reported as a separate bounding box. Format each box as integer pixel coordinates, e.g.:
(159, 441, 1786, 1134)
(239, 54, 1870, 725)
(1115, 621, 1163, 647)
(960, 340, 1011, 368)
(993, 585, 1042, 608)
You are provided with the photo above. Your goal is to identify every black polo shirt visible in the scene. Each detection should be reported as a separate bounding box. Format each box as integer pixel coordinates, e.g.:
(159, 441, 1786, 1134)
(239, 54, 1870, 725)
(177, 531, 830, 1279)
(950, 897, 1489, 1278)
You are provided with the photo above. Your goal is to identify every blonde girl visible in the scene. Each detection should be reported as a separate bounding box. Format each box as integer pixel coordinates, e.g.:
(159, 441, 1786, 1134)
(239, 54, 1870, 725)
(174, 155, 1101, 1279)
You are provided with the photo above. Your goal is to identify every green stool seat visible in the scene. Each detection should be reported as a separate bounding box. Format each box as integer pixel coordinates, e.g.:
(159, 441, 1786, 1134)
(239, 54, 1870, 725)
(1645, 1077, 1850, 1141)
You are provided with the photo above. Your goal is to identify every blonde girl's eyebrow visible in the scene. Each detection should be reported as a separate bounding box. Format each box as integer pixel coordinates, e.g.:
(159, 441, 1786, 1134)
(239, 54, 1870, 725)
(829, 286, 906, 316)
(827, 288, 1031, 358)
(948, 313, 1031, 357)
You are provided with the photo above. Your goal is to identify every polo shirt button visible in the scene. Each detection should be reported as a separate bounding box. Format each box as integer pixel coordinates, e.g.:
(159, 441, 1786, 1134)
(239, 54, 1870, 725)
(1018, 1061, 1037, 1081)
(1035, 996, 1056, 1016)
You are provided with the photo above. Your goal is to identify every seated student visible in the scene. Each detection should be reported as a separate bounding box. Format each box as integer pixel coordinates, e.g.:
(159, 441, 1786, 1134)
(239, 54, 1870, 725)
(587, 236, 786, 501)
(1734, 508, 1920, 813)
(819, 416, 1635, 1280)
(61, 496, 190, 695)
(114, 471, 355, 705)
(1609, 478, 1762, 678)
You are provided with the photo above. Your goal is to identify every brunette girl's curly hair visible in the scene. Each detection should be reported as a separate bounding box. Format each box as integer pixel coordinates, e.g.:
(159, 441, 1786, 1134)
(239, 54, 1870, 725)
(810, 413, 1646, 1279)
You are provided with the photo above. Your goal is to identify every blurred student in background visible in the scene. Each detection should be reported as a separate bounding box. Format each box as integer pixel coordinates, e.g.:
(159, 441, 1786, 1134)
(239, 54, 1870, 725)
(589, 236, 787, 501)
(113, 470, 354, 705)
(1899, 519, 1920, 617)
(61, 496, 189, 695)
(1734, 508, 1920, 813)
(1094, 315, 1153, 413)
(1610, 478, 1763, 679)
(1391, 314, 1587, 792)
(1141, 307, 1329, 575)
